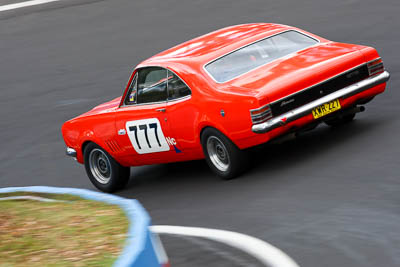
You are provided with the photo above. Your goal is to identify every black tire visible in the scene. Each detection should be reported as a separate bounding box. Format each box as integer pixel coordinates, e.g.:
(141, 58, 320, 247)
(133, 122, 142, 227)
(325, 113, 355, 127)
(201, 128, 247, 180)
(83, 143, 130, 193)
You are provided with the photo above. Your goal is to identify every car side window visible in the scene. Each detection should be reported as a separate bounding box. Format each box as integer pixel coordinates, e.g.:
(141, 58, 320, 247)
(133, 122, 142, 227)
(125, 73, 138, 105)
(137, 67, 168, 104)
(167, 70, 191, 100)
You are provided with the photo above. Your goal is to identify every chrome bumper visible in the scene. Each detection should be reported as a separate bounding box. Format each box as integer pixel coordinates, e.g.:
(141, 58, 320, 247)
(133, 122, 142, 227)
(66, 147, 77, 158)
(252, 71, 390, 134)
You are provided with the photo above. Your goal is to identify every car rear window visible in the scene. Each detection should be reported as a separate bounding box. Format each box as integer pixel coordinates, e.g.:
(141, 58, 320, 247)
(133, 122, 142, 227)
(204, 30, 318, 83)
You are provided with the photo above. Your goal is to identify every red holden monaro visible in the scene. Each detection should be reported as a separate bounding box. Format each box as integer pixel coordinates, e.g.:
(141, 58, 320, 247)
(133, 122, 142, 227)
(62, 23, 390, 192)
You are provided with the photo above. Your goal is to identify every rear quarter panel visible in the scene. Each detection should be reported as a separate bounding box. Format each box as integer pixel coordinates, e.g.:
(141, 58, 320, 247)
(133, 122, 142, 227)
(356, 45, 381, 62)
(185, 71, 262, 150)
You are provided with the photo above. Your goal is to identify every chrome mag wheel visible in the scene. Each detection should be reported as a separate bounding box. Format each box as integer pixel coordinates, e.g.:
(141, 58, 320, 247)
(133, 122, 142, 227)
(88, 148, 112, 184)
(206, 136, 230, 172)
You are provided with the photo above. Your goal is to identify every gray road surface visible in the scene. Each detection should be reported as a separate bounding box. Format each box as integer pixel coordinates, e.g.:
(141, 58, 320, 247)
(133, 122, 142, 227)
(0, 0, 399, 266)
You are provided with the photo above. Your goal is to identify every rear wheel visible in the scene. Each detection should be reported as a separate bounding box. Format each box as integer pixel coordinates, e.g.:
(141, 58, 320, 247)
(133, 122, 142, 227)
(201, 128, 247, 180)
(84, 143, 130, 193)
(325, 113, 355, 127)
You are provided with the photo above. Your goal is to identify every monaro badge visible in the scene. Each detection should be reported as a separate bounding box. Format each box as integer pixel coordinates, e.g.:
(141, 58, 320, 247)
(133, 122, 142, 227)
(346, 70, 360, 79)
(280, 99, 295, 107)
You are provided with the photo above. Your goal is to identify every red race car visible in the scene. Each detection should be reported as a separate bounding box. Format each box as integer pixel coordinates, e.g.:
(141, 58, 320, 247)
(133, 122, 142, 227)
(62, 23, 390, 192)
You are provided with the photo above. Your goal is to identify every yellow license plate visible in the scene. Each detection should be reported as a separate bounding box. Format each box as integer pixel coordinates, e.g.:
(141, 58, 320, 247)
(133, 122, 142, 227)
(312, 99, 341, 119)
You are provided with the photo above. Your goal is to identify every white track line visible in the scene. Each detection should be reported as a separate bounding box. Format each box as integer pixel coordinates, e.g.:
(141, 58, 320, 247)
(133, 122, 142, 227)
(150, 225, 300, 267)
(0, 0, 63, 12)
(0, 196, 65, 202)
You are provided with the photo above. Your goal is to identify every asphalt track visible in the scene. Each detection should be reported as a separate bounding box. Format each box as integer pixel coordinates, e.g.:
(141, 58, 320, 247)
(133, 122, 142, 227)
(0, 0, 399, 266)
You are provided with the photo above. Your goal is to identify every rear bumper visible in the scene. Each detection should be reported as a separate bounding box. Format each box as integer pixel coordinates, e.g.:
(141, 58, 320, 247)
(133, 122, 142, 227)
(252, 71, 390, 134)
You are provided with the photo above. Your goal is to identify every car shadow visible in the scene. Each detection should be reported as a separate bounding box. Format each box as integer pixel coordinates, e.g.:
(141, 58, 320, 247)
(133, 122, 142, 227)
(126, 159, 210, 186)
(247, 118, 386, 175)
(119, 118, 386, 195)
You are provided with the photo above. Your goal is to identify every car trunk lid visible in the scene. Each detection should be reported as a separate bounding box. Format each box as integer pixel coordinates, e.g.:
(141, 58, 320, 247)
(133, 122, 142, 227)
(227, 42, 367, 108)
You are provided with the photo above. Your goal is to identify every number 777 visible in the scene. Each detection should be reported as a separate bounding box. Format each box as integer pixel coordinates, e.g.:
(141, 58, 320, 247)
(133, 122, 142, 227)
(128, 123, 161, 149)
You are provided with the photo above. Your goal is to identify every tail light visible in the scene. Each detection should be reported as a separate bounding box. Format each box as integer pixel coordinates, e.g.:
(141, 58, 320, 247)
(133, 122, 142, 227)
(367, 57, 384, 76)
(250, 104, 272, 124)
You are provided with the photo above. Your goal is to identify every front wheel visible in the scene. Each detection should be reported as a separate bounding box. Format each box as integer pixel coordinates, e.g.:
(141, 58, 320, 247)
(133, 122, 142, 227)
(201, 128, 247, 180)
(84, 143, 130, 193)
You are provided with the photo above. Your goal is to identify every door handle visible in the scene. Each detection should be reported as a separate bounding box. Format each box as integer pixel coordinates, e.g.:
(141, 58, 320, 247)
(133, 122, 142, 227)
(156, 108, 166, 113)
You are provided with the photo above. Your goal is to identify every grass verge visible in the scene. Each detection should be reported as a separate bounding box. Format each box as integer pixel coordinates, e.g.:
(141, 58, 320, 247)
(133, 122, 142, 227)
(0, 192, 129, 267)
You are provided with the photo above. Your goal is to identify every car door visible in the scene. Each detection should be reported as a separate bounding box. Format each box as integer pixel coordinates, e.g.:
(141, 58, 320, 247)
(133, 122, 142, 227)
(115, 67, 175, 166)
(164, 70, 200, 158)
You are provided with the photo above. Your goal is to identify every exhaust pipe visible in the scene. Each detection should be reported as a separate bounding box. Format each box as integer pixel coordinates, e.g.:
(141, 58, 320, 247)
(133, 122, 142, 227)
(355, 106, 365, 113)
(341, 105, 365, 117)
(322, 105, 365, 125)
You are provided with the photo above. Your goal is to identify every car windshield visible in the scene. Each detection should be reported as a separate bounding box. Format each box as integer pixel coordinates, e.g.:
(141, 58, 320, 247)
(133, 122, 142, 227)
(204, 30, 318, 83)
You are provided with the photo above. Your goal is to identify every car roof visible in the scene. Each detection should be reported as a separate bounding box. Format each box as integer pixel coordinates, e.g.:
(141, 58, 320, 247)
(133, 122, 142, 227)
(138, 23, 294, 69)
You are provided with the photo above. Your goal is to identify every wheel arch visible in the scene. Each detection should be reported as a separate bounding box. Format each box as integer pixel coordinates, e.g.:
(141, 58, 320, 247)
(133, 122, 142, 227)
(81, 140, 92, 156)
(79, 139, 112, 164)
(199, 124, 240, 149)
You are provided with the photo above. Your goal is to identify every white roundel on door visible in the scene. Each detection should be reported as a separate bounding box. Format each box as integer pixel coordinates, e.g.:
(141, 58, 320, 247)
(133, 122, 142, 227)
(126, 118, 170, 154)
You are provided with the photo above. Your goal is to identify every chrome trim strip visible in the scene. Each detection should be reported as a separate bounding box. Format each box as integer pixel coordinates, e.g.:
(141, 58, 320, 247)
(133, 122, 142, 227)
(368, 63, 384, 76)
(120, 66, 193, 108)
(120, 99, 166, 108)
(66, 147, 77, 158)
(203, 29, 321, 84)
(250, 103, 271, 113)
(250, 104, 272, 123)
(252, 71, 390, 134)
(251, 111, 272, 119)
(119, 95, 192, 109)
(167, 95, 192, 104)
(166, 69, 193, 102)
(367, 57, 384, 76)
(369, 69, 384, 76)
(252, 117, 272, 124)
(369, 63, 383, 70)
(367, 57, 381, 66)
